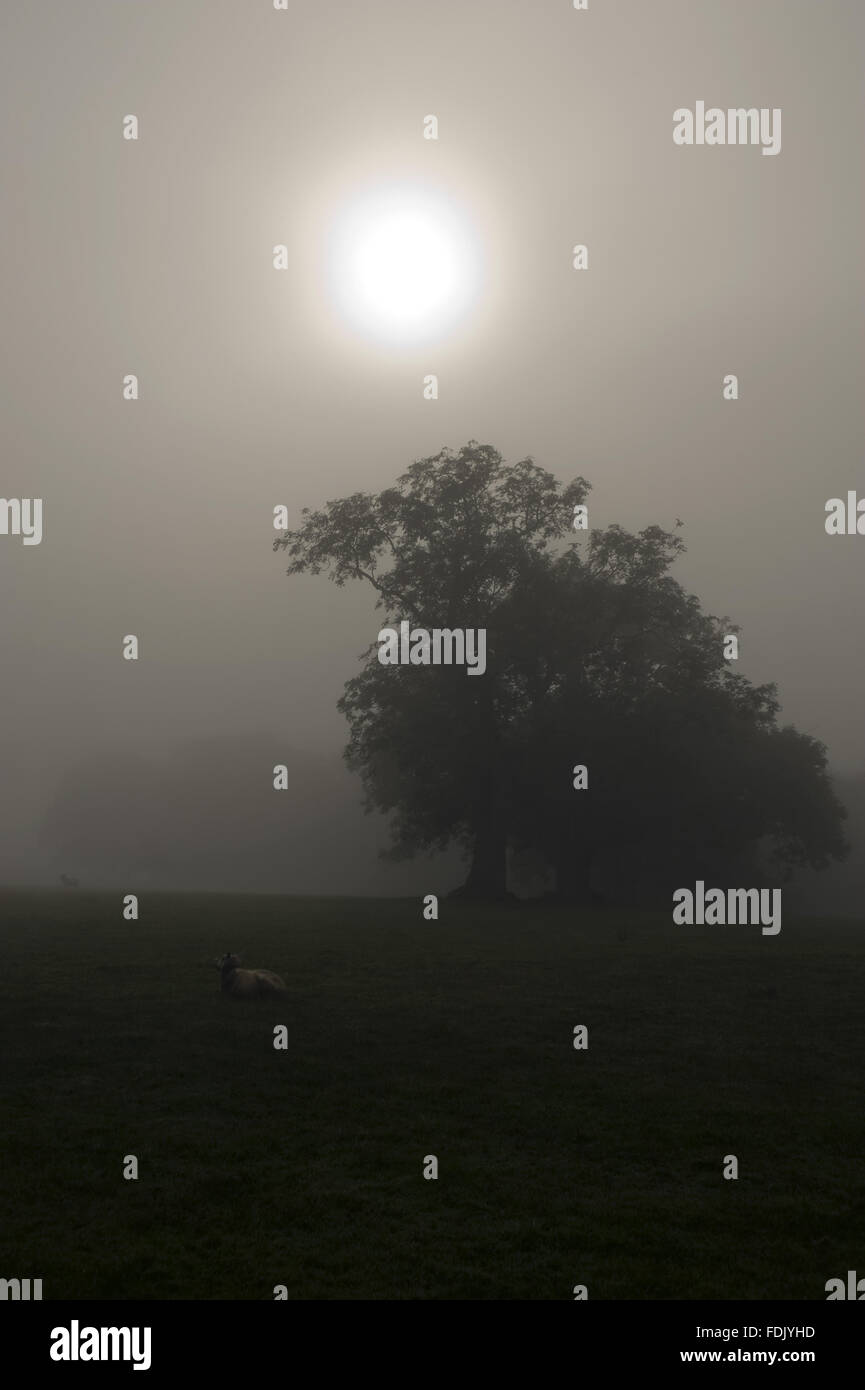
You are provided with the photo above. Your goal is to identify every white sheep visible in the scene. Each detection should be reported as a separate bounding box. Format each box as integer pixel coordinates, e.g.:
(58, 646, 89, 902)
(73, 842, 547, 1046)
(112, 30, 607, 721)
(214, 952, 287, 1000)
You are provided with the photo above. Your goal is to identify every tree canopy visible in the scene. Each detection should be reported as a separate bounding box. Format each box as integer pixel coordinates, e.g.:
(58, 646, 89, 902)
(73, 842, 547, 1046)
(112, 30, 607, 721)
(275, 442, 847, 901)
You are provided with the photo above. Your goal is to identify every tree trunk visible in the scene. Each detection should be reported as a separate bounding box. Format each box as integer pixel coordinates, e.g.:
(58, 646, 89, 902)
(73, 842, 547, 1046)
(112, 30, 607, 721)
(452, 817, 509, 900)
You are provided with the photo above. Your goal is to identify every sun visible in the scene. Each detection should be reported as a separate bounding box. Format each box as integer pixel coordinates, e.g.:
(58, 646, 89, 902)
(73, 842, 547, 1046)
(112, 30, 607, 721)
(327, 183, 481, 345)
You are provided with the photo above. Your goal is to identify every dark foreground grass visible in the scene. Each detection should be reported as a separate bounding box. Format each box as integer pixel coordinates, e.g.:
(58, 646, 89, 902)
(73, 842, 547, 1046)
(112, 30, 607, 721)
(0, 889, 863, 1300)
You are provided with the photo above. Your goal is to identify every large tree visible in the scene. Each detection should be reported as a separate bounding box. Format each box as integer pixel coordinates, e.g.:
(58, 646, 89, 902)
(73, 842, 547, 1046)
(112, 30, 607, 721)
(275, 441, 587, 896)
(276, 443, 847, 900)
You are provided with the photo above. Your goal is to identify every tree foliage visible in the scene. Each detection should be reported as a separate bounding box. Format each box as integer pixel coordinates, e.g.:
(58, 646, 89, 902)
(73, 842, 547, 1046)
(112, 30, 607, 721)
(276, 442, 848, 900)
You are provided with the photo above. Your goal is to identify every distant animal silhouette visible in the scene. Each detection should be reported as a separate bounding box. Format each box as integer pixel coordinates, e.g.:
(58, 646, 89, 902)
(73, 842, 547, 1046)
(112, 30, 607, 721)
(59, 874, 80, 889)
(214, 952, 287, 1000)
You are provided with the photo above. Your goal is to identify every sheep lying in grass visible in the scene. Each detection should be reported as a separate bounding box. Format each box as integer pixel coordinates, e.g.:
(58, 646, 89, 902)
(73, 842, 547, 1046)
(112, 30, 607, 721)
(215, 952, 287, 999)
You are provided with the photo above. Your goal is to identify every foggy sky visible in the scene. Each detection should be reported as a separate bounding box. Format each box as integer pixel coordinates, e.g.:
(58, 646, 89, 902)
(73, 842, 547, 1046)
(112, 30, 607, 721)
(1, 1, 862, 895)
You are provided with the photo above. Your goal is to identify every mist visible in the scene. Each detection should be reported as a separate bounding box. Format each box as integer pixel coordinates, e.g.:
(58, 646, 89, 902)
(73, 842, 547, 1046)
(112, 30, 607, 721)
(1, 0, 862, 907)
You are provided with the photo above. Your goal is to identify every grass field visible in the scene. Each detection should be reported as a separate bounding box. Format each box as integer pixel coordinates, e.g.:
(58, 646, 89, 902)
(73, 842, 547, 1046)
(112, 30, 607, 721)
(1, 888, 863, 1300)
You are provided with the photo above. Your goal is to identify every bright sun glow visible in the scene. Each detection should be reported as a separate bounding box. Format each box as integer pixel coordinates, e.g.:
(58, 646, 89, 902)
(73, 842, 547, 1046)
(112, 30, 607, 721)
(328, 185, 481, 345)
